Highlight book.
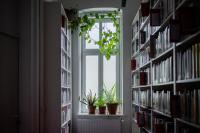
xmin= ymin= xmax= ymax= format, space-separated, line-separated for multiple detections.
xmin=170 ymin=95 xmax=180 ymax=117
xmin=144 ymin=111 xmax=151 ymax=130
xmin=179 ymin=7 xmax=197 ymax=35
xmin=195 ymin=43 xmax=198 ymax=78
xmin=192 ymin=44 xmax=196 ymax=78
xmin=153 ymin=118 xmax=165 ymax=133
xmin=141 ymin=0 xmax=150 ymax=17
xmin=165 ymin=122 xmax=174 ymax=133
xmin=178 ymin=89 xmax=200 ymax=124
xmin=140 ymin=89 xmax=151 ymax=107
xmin=137 ymin=111 xmax=145 ymax=127
xmin=131 ymin=59 xmax=136 ymax=71
xmin=140 ymin=71 xmax=147 ymax=85
xmin=140 ymin=30 xmax=146 ymax=44
xmin=198 ymin=90 xmax=200 ymax=124
xmin=150 ymin=9 xmax=161 ymax=26
xmin=170 ymin=19 xmax=181 ymax=42
xmin=199 ymin=43 xmax=200 ymax=78
xmin=153 ymin=90 xmax=171 ymax=114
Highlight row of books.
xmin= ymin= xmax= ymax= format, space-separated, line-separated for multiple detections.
xmin=142 ymin=68 xmax=151 ymax=85
xmin=176 ymin=43 xmax=200 ymax=80
xmin=144 ymin=111 xmax=151 ymax=131
xmin=141 ymin=89 xmax=151 ymax=107
xmin=132 ymin=90 xmax=139 ymax=105
xmin=178 ymin=89 xmax=200 ymax=125
xmin=141 ymin=22 xmax=151 ymax=44
xmin=132 ymin=105 xmax=139 ymax=119
xmin=153 ymin=90 xmax=171 ymax=114
xmin=132 ymin=70 xmax=151 ymax=86
xmin=136 ymin=110 xmax=152 ymax=131
xmin=154 ymin=26 xmax=173 ymax=57
xmin=139 ymin=47 xmax=150 ymax=67
xmin=131 ymin=56 xmax=140 ymax=71
xmin=61 ymin=52 xmax=71 ymax=70
xmin=131 ymin=39 xmax=139 ymax=56
xmin=140 ymin=16 xmax=148 ymax=27
xmin=136 ymin=111 xmax=145 ymax=127
xmin=131 ymin=49 xmax=150 ymax=70
xmin=151 ymin=25 xmax=160 ymax=34
xmin=61 ymin=71 xmax=71 ymax=87
xmin=132 ymin=21 xmax=139 ymax=39
xmin=62 ymin=89 xmax=71 ymax=106
xmin=153 ymin=117 xmax=174 ymax=133
xmin=132 ymin=73 xmax=140 ymax=87
xmin=162 ymin=0 xmax=174 ymax=20
xmin=61 ymin=107 xmax=71 ymax=124
xmin=152 ymin=57 xmax=173 ymax=84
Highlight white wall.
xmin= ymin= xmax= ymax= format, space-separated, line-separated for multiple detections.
xmin=62 ymin=0 xmax=140 ymax=132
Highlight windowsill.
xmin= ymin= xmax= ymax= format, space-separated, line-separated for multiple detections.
xmin=76 ymin=113 xmax=124 ymax=118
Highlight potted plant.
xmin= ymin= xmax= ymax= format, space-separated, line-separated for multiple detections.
xmin=104 ymin=84 xmax=120 ymax=115
xmin=96 ymin=95 xmax=106 ymax=114
xmin=79 ymin=90 xmax=97 ymax=114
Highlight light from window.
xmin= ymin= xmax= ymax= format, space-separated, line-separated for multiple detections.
xmin=85 ymin=55 xmax=99 ymax=95
xmin=85 ymin=23 xmax=99 ymax=49
xmin=102 ymin=22 xmax=116 ymax=33
xmin=103 ymin=56 xmax=116 ymax=89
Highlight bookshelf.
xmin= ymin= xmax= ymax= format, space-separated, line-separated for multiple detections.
xmin=61 ymin=5 xmax=72 ymax=133
xmin=131 ymin=0 xmax=200 ymax=133
xmin=44 ymin=2 xmax=72 ymax=132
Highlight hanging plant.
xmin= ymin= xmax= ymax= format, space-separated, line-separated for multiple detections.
xmin=68 ymin=9 xmax=121 ymax=60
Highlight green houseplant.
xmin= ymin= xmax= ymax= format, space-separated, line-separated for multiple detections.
xmin=104 ymin=84 xmax=120 ymax=115
xmin=69 ymin=9 xmax=120 ymax=60
xmin=79 ymin=90 xmax=97 ymax=114
xmin=96 ymin=95 xmax=106 ymax=114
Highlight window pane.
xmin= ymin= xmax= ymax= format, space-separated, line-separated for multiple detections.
xmin=102 ymin=22 xmax=116 ymax=33
xmin=103 ymin=56 xmax=116 ymax=89
xmin=85 ymin=56 xmax=98 ymax=95
xmin=85 ymin=23 xmax=99 ymax=49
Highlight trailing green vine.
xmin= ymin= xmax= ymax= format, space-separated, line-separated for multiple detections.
xmin=69 ymin=9 xmax=120 ymax=60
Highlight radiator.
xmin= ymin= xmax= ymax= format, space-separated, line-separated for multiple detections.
xmin=74 ymin=117 xmax=122 ymax=133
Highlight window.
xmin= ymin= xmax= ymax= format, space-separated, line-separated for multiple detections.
xmin=80 ymin=10 xmax=122 ymax=113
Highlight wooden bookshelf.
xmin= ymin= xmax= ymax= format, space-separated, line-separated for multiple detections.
xmin=152 ymin=109 xmax=172 ymax=118
xmin=131 ymin=0 xmax=200 ymax=133
xmin=176 ymin=118 xmax=200 ymax=130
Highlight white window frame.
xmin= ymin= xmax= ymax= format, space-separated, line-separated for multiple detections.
xmin=80 ymin=13 xmax=122 ymax=113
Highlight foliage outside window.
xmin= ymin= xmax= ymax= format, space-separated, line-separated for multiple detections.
xmin=69 ymin=9 xmax=121 ymax=60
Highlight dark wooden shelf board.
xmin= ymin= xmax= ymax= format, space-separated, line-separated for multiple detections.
xmin=152 ymin=109 xmax=172 ymax=118
xmin=176 ymin=118 xmax=200 ymax=129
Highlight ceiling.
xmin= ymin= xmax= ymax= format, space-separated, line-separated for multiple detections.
xmin=62 ymin=0 xmax=121 ymax=9
xmin=62 ymin=0 xmax=138 ymax=11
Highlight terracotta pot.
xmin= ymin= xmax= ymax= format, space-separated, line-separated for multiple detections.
xmin=88 ymin=105 xmax=96 ymax=114
xmin=98 ymin=106 xmax=106 ymax=114
xmin=107 ymin=103 xmax=118 ymax=115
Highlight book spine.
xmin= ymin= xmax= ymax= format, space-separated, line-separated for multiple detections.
xmin=195 ymin=43 xmax=198 ymax=78
xmin=198 ymin=89 xmax=200 ymax=124
xmin=199 ymin=43 xmax=200 ymax=78
xmin=192 ymin=45 xmax=195 ymax=78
